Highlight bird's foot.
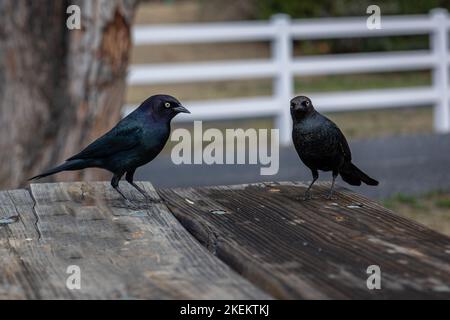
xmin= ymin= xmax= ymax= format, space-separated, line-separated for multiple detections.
xmin=130 ymin=183 xmax=159 ymax=203
xmin=325 ymin=193 xmax=338 ymax=200
xmin=136 ymin=192 xmax=160 ymax=203
xmin=121 ymin=198 xmax=140 ymax=210
xmin=300 ymin=192 xmax=316 ymax=201
xmin=112 ymin=198 xmax=138 ymax=210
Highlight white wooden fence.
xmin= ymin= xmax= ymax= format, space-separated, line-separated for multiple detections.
xmin=127 ymin=9 xmax=450 ymax=145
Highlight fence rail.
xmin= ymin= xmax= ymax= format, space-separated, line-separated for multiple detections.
xmin=126 ymin=9 xmax=450 ymax=144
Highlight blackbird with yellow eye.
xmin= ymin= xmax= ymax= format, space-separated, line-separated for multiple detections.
xmin=30 ymin=94 xmax=190 ymax=201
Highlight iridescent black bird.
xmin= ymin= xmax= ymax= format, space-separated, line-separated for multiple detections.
xmin=30 ymin=94 xmax=190 ymax=200
xmin=290 ymin=96 xmax=378 ymax=200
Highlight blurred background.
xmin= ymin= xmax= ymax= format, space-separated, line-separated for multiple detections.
xmin=0 ymin=0 xmax=449 ymax=235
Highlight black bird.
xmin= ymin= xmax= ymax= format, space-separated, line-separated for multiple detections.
xmin=30 ymin=94 xmax=190 ymax=200
xmin=290 ymin=95 xmax=378 ymax=199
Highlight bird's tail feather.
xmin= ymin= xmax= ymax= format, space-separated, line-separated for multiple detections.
xmin=340 ymin=162 xmax=378 ymax=186
xmin=29 ymin=159 xmax=90 ymax=180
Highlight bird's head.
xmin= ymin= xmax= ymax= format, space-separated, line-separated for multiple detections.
xmin=141 ymin=94 xmax=190 ymax=121
xmin=290 ymin=96 xmax=314 ymax=119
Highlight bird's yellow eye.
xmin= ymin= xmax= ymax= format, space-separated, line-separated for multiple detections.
xmin=164 ymin=102 xmax=171 ymax=108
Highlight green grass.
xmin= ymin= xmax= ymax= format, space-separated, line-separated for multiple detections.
xmin=435 ymin=199 xmax=450 ymax=209
xmin=383 ymin=191 xmax=450 ymax=236
xmin=384 ymin=193 xmax=425 ymax=210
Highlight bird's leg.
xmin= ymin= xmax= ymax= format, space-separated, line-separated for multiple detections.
xmin=130 ymin=182 xmax=148 ymax=198
xmin=304 ymin=170 xmax=319 ymax=200
xmin=326 ymin=171 xmax=338 ymax=200
xmin=125 ymin=170 xmax=152 ymax=200
xmin=111 ymin=173 xmax=134 ymax=207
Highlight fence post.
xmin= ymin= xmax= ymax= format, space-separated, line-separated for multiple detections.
xmin=431 ymin=8 xmax=449 ymax=133
xmin=271 ymin=14 xmax=293 ymax=145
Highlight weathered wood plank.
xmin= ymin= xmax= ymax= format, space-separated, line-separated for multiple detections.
xmin=0 ymin=189 xmax=41 ymax=299
xmin=0 ymin=182 xmax=269 ymax=299
xmin=158 ymin=181 xmax=450 ymax=299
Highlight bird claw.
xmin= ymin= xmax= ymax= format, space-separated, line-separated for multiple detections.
xmin=129 ymin=184 xmax=158 ymax=203
xmin=143 ymin=196 xmax=159 ymax=203
xmin=136 ymin=192 xmax=158 ymax=203
xmin=123 ymin=199 xmax=139 ymax=210
xmin=301 ymin=192 xmax=314 ymax=201
xmin=325 ymin=193 xmax=338 ymax=200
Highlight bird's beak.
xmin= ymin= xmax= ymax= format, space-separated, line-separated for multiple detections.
xmin=173 ymin=105 xmax=190 ymax=114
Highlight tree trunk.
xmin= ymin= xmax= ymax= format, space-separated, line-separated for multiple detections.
xmin=0 ymin=0 xmax=139 ymax=189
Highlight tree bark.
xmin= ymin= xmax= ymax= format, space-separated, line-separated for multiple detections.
xmin=0 ymin=0 xmax=139 ymax=189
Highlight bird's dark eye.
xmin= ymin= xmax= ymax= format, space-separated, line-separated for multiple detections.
xmin=290 ymin=102 xmax=295 ymax=108
xmin=164 ymin=102 xmax=171 ymax=108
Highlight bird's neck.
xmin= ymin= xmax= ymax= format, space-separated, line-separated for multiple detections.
xmin=149 ymin=109 xmax=174 ymax=124
xmin=292 ymin=109 xmax=317 ymax=122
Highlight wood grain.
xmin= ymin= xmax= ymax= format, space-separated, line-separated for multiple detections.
xmin=0 ymin=182 xmax=269 ymax=299
xmin=159 ymin=181 xmax=450 ymax=299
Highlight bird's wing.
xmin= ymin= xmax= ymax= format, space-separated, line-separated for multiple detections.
xmin=338 ymin=133 xmax=352 ymax=161
xmin=324 ymin=118 xmax=352 ymax=162
xmin=334 ymin=125 xmax=352 ymax=161
xmin=67 ymin=124 xmax=142 ymax=161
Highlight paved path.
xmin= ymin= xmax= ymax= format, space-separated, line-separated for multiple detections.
xmin=137 ymin=133 xmax=450 ymax=199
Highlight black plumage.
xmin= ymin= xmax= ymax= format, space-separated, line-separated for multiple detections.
xmin=290 ymin=95 xmax=378 ymax=199
xmin=30 ymin=94 xmax=190 ymax=200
